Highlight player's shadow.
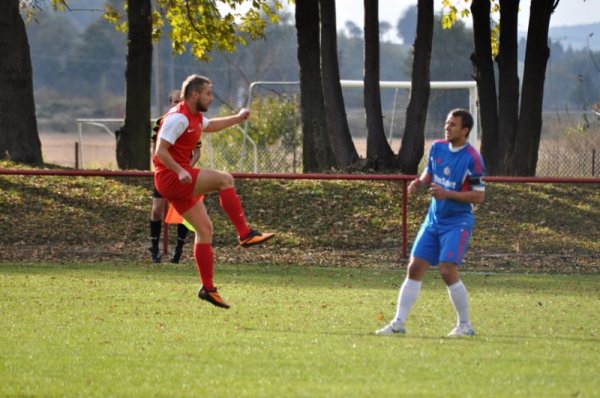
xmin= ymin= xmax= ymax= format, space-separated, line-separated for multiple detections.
xmin=236 ymin=326 xmax=600 ymax=344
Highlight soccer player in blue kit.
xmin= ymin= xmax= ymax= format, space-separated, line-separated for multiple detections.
xmin=376 ymin=108 xmax=485 ymax=337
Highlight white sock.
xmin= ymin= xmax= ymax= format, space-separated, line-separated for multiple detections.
xmin=447 ymin=280 xmax=471 ymax=326
xmin=392 ymin=278 xmax=422 ymax=327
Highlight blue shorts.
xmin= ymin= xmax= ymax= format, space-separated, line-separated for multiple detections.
xmin=410 ymin=222 xmax=472 ymax=266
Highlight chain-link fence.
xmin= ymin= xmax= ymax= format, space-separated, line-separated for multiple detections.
xmin=42 ymin=83 xmax=599 ymax=177
xmin=535 ymin=112 xmax=600 ymax=177
xmin=41 ymin=125 xmax=599 ymax=177
xmin=47 ymin=124 xmax=599 ymax=177
xmin=196 ymin=106 xmax=599 ymax=177
xmin=197 ymin=132 xmax=599 ymax=177
xmin=537 ymin=149 xmax=598 ymax=177
xmin=199 ymin=133 xmax=302 ymax=174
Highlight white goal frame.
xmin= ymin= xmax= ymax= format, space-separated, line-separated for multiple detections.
xmin=244 ymin=80 xmax=479 ymax=150
xmin=339 ymin=80 xmax=479 ymax=147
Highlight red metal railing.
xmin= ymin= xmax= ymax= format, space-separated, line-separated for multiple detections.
xmin=1 ymin=168 xmax=598 ymax=258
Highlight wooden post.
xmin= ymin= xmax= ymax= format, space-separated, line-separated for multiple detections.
xmin=75 ymin=142 xmax=80 ymax=169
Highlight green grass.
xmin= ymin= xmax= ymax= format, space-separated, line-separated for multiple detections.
xmin=2 ymin=262 xmax=599 ymax=397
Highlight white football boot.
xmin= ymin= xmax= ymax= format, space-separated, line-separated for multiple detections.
xmin=447 ymin=324 xmax=475 ymax=337
xmin=375 ymin=322 xmax=406 ymax=336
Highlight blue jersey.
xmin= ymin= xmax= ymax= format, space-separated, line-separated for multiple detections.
xmin=424 ymin=140 xmax=485 ymax=226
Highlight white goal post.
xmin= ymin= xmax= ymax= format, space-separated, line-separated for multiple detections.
xmin=244 ymin=80 xmax=479 ymax=149
xmin=339 ymin=80 xmax=479 ymax=147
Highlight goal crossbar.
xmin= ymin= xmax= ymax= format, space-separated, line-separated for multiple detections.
xmin=340 ymin=80 xmax=478 ymax=147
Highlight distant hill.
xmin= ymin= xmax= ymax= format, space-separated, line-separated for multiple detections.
xmin=520 ymin=23 xmax=600 ymax=51
xmin=549 ymin=23 xmax=600 ymax=51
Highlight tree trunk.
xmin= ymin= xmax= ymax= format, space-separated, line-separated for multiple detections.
xmin=296 ymin=0 xmax=336 ymax=172
xmin=510 ymin=0 xmax=559 ymax=176
xmin=496 ymin=0 xmax=520 ymax=174
xmin=0 ymin=0 xmax=43 ymax=165
xmin=319 ymin=0 xmax=359 ymax=167
xmin=364 ymin=0 xmax=395 ymax=170
xmin=116 ymin=0 xmax=153 ymax=170
xmin=470 ymin=0 xmax=499 ymax=174
xmin=397 ymin=0 xmax=433 ymax=174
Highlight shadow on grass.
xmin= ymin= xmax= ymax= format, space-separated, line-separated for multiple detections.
xmin=2 ymin=261 xmax=599 ymax=297
xmin=0 ymin=176 xmax=150 ymax=245
xmin=234 ymin=325 xmax=600 ymax=344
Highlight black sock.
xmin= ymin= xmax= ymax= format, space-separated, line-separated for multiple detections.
xmin=150 ymin=220 xmax=162 ymax=250
xmin=176 ymin=224 xmax=188 ymax=250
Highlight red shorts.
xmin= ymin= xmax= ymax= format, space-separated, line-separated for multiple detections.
xmin=154 ymin=166 xmax=202 ymax=215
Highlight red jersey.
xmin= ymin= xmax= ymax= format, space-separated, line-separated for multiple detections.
xmin=153 ymin=101 xmax=203 ymax=170
xmin=152 ymin=102 xmax=206 ymax=214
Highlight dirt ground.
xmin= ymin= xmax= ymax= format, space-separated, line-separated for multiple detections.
xmin=39 ymin=131 xmax=380 ymax=170
xmin=41 ymin=131 xmax=117 ymax=169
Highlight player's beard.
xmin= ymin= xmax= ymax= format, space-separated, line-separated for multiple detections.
xmin=196 ymin=98 xmax=209 ymax=113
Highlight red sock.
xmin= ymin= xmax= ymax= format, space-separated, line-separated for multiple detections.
xmin=193 ymin=243 xmax=214 ymax=290
xmin=219 ymin=187 xmax=251 ymax=238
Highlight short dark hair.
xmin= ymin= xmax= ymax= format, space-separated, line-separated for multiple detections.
xmin=181 ymin=75 xmax=211 ymax=99
xmin=449 ymin=108 xmax=474 ymax=136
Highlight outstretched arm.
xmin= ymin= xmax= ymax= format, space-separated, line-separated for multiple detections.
xmin=204 ymin=108 xmax=250 ymax=133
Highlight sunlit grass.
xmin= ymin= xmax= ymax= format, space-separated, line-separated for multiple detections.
xmin=2 ymin=262 xmax=599 ymax=397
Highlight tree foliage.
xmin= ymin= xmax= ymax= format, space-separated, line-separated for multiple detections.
xmin=245 ymin=94 xmax=299 ymax=147
xmin=442 ymin=0 xmax=500 ymax=55
xmin=194 ymin=95 xmax=299 ymax=172
xmin=100 ymin=0 xmax=285 ymax=170
xmin=104 ymin=0 xmax=283 ymax=61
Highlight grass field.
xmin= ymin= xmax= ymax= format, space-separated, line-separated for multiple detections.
xmin=2 ymin=261 xmax=599 ymax=397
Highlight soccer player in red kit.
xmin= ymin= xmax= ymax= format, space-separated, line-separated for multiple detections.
xmin=154 ymin=74 xmax=274 ymax=309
